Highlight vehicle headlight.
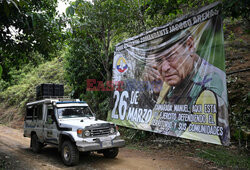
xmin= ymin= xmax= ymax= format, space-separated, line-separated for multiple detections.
xmin=110 ymin=127 xmax=115 ymax=134
xmin=84 ymin=130 xmax=91 ymax=137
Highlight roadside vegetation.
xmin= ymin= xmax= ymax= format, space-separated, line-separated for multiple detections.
xmin=196 ymin=146 xmax=250 ymax=169
xmin=0 ymin=0 xmax=249 ymax=168
xmin=0 ymin=55 xmax=72 ymax=125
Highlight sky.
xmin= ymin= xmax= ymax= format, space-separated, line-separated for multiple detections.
xmin=57 ymin=0 xmax=92 ymax=15
xmin=57 ymin=0 xmax=70 ymax=15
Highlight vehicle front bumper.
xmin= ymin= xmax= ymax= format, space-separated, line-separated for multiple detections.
xmin=76 ymin=139 xmax=125 ymax=152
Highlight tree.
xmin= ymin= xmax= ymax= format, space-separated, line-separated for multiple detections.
xmin=143 ymin=0 xmax=250 ymax=22
xmin=0 ymin=0 xmax=65 ymax=83
xmin=222 ymin=0 xmax=249 ymax=20
xmin=65 ymin=0 xmax=149 ymax=118
xmin=66 ymin=0 xmax=151 ymax=82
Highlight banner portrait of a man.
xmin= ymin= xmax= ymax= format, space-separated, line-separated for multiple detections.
xmin=108 ymin=2 xmax=230 ymax=146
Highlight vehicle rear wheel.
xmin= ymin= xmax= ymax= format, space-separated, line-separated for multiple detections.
xmin=31 ymin=134 xmax=43 ymax=153
xmin=61 ymin=140 xmax=79 ymax=166
xmin=103 ymin=148 xmax=119 ymax=158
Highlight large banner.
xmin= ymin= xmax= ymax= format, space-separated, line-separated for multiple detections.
xmin=108 ymin=2 xmax=230 ymax=145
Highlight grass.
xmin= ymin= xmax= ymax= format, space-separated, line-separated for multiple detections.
xmin=125 ymin=144 xmax=142 ymax=150
xmin=196 ymin=147 xmax=250 ymax=169
xmin=125 ymin=142 xmax=153 ymax=152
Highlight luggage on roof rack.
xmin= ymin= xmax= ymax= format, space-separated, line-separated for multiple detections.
xmin=36 ymin=83 xmax=64 ymax=99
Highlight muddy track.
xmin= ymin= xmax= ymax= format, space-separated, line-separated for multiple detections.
xmin=0 ymin=125 xmax=213 ymax=170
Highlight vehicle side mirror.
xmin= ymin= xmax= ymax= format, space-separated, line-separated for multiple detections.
xmin=93 ymin=113 xmax=97 ymax=120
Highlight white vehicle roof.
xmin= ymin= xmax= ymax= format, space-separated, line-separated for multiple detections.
xmin=56 ymin=102 xmax=88 ymax=107
xmin=26 ymin=98 xmax=87 ymax=106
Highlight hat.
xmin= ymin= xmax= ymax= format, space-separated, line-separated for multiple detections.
xmin=146 ymin=29 xmax=192 ymax=60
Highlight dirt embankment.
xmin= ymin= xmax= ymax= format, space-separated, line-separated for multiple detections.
xmin=224 ymin=19 xmax=250 ymax=141
xmin=0 ymin=125 xmax=219 ymax=170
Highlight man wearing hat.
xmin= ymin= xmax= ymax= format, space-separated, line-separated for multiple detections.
xmin=143 ymin=29 xmax=230 ymax=145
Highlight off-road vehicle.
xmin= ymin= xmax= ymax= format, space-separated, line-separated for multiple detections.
xmin=23 ymin=97 xmax=125 ymax=166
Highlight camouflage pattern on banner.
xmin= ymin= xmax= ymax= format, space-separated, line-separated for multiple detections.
xmin=108 ymin=2 xmax=230 ymax=146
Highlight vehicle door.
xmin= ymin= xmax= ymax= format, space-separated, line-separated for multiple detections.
xmin=43 ymin=104 xmax=58 ymax=144
xmin=24 ymin=105 xmax=36 ymax=136
xmin=34 ymin=104 xmax=44 ymax=142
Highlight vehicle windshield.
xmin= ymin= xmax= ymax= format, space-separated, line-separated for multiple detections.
xmin=57 ymin=106 xmax=94 ymax=119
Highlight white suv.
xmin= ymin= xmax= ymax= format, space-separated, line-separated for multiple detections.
xmin=23 ymin=98 xmax=125 ymax=166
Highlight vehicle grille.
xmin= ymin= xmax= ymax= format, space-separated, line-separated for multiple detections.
xmin=90 ymin=127 xmax=110 ymax=136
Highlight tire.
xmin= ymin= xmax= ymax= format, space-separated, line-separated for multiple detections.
xmin=103 ymin=148 xmax=119 ymax=158
xmin=61 ymin=140 xmax=79 ymax=166
xmin=31 ymin=134 xmax=43 ymax=153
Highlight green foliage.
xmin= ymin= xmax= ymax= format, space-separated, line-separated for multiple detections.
xmin=197 ymin=148 xmax=250 ymax=168
xmin=143 ymin=0 xmax=249 ymax=26
xmin=0 ymin=55 xmax=72 ymax=113
xmin=66 ymin=0 xmax=142 ymax=81
xmin=0 ymin=0 xmax=66 ymax=82
xmin=83 ymin=91 xmax=110 ymax=119
xmin=0 ymin=80 xmax=8 ymax=93
xmin=123 ymin=128 xmax=149 ymax=143
xmin=230 ymin=92 xmax=250 ymax=142
xmin=143 ymin=0 xmax=183 ymax=27
xmin=64 ymin=37 xmax=103 ymax=97
xmin=66 ymin=6 xmax=74 ymax=16
xmin=0 ymin=52 xmax=47 ymax=92
xmin=222 ymin=0 xmax=250 ymax=20
xmin=0 ymin=65 xmax=2 ymax=78
xmin=228 ymin=31 xmax=235 ymax=41
xmin=64 ymin=0 xmax=145 ymax=118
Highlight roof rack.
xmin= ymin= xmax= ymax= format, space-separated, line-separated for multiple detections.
xmin=36 ymin=96 xmax=71 ymax=100
xmin=58 ymin=98 xmax=80 ymax=102
xmin=56 ymin=101 xmax=86 ymax=104
xmin=27 ymin=97 xmax=82 ymax=106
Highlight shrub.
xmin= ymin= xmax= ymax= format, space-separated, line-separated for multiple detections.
xmin=0 ymin=55 xmax=72 ymax=115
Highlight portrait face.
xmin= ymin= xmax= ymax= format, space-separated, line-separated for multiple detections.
xmin=144 ymin=58 xmax=163 ymax=94
xmin=156 ymin=37 xmax=195 ymax=86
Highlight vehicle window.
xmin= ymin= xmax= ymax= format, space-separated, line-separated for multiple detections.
xmin=33 ymin=105 xmax=38 ymax=120
xmin=57 ymin=107 xmax=93 ymax=118
xmin=46 ymin=105 xmax=54 ymax=122
xmin=36 ymin=104 xmax=43 ymax=120
xmin=26 ymin=106 xmax=33 ymax=120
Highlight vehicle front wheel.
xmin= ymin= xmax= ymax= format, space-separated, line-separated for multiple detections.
xmin=61 ymin=140 xmax=79 ymax=166
xmin=103 ymin=148 xmax=119 ymax=158
xmin=31 ymin=134 xmax=43 ymax=153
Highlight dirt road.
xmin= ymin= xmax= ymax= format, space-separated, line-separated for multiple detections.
xmin=0 ymin=125 xmax=213 ymax=170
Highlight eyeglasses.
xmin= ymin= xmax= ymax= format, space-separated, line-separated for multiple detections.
xmin=155 ymin=51 xmax=177 ymax=65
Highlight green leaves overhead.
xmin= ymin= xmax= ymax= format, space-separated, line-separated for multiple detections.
xmin=0 ymin=65 xmax=2 ymax=78
xmin=66 ymin=0 xmax=134 ymax=82
xmin=222 ymin=0 xmax=249 ymax=19
xmin=66 ymin=6 xmax=75 ymax=16
xmin=0 ymin=0 xmax=65 ymax=82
